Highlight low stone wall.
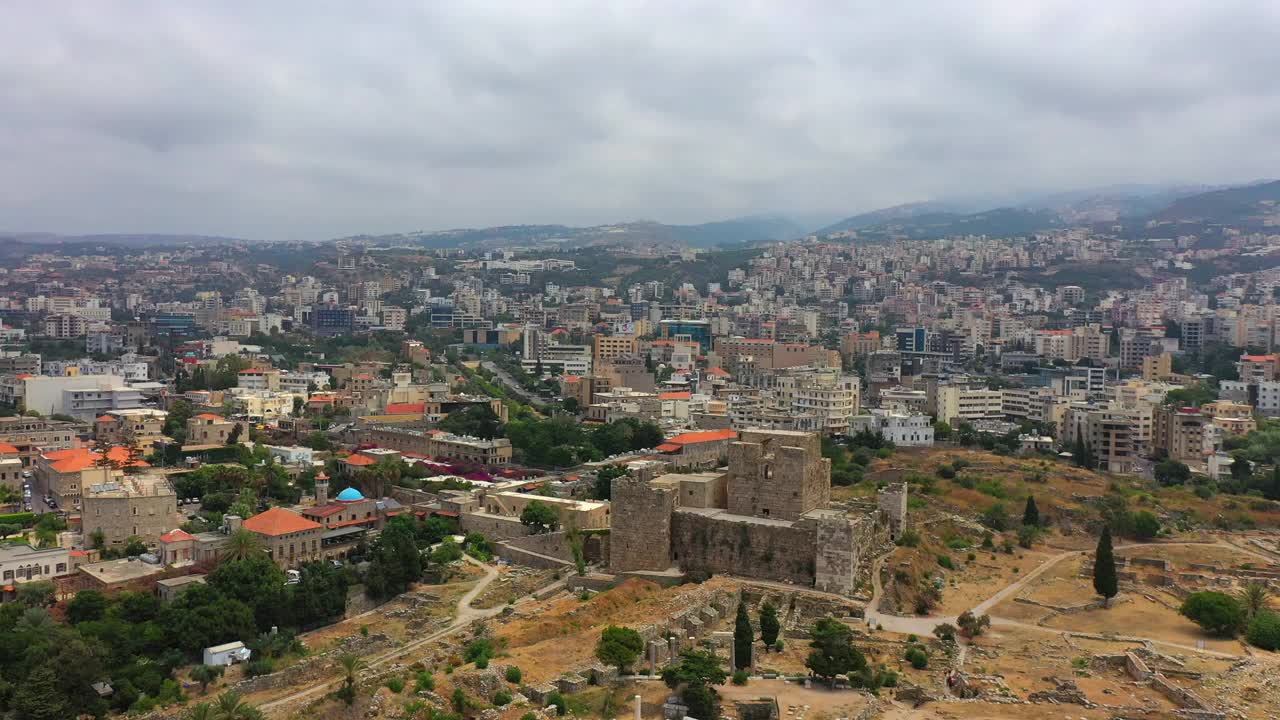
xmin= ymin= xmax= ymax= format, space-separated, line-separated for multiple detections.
xmin=1151 ymin=674 xmax=1214 ymax=712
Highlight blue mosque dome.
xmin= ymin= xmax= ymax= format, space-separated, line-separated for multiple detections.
xmin=336 ymin=487 xmax=365 ymax=502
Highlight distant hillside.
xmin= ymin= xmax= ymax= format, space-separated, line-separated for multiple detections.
xmin=0 ymin=232 xmax=250 ymax=249
xmin=1145 ymin=180 xmax=1280 ymax=228
xmin=820 ymin=206 xmax=1063 ymax=240
xmin=345 ymin=215 xmax=803 ymax=251
xmin=817 ymin=201 xmax=956 ymax=236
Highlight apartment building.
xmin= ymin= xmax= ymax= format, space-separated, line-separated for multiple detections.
xmin=0 ymin=544 xmax=71 ymax=586
xmin=94 ymin=408 xmax=169 ymax=451
xmin=81 ymin=474 xmax=179 ymax=548
xmin=186 ymin=414 xmax=245 ymax=446
xmin=935 ymin=385 xmax=1004 ymax=425
xmin=1000 ymin=386 xmax=1061 ymax=423
xmin=775 ymin=370 xmax=861 ymax=435
xmin=592 ymin=335 xmax=639 ymax=362
xmin=0 ymin=415 xmax=86 ymax=467
xmin=1153 ymin=406 xmax=1209 ymax=465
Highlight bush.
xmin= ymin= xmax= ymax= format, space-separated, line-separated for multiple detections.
xmin=414 ymin=670 xmax=435 ymax=693
xmin=475 ymin=656 xmax=489 ymax=669
xmin=493 ymin=689 xmax=513 ymax=706
xmin=936 ymin=466 xmax=955 ymax=479
xmin=896 ymin=529 xmax=921 ymax=547
xmin=732 ymin=669 xmax=749 ymax=685
xmin=385 ymin=676 xmax=405 ymax=694
xmin=905 ymin=647 xmax=928 ymax=669
xmin=1246 ymin=611 xmax=1280 ymax=651
xmin=945 ymin=537 xmax=969 ymax=550
xmin=932 ymin=623 xmax=957 ymax=643
xmin=505 ymin=665 xmax=522 ymax=684
xmin=1130 ymin=511 xmax=1161 ymax=540
xmin=1180 ymin=592 xmax=1246 ymax=636
xmin=245 ymin=658 xmax=275 ymax=677
xmin=1016 ymin=524 xmax=1042 ymax=549
xmin=936 ymin=555 xmax=954 ymax=570
xmin=880 ymin=670 xmax=898 ymax=687
xmin=547 ymin=691 xmax=567 ymax=716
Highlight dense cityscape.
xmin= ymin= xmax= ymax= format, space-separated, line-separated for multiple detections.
xmin=5 ymin=2 xmax=1280 ymax=719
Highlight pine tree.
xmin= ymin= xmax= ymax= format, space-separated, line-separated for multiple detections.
xmin=1022 ymin=496 xmax=1040 ymax=527
xmin=1093 ymin=526 xmax=1118 ymax=602
xmin=733 ymin=601 xmax=753 ymax=670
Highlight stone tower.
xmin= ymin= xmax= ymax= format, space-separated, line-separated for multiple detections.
xmin=609 ymin=474 xmax=676 ymax=572
xmin=315 ymin=472 xmax=330 ymax=506
xmin=726 ymin=429 xmax=831 ymax=521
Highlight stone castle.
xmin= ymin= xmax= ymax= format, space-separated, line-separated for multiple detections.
xmin=609 ymin=429 xmax=907 ymax=596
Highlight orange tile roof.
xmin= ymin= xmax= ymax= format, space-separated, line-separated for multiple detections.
xmin=194 ymin=413 xmax=224 ymax=420
xmin=96 ymin=415 xmax=115 ymax=422
xmin=1241 ymin=354 xmax=1279 ymax=362
xmin=658 ymin=391 xmax=691 ymax=400
xmin=655 ymin=443 xmax=681 ymax=452
xmin=242 ymin=507 xmax=322 ymax=536
xmin=44 ymin=446 xmax=147 ymax=473
xmin=384 ymin=403 xmax=425 ymax=415
xmin=667 ymin=429 xmax=738 ymax=445
xmin=159 ymin=529 xmax=195 ymax=543
xmin=342 ymin=454 xmax=376 ymax=466
xmin=0 ymin=443 xmax=19 ymax=455
xmin=705 ymin=367 xmax=730 ymax=376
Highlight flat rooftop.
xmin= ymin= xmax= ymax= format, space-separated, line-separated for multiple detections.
xmin=673 ymin=506 xmax=796 ymax=528
xmin=79 ymin=558 xmax=165 ymax=584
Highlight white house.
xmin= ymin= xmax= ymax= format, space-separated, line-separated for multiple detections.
xmin=203 ymin=641 xmax=252 ymax=666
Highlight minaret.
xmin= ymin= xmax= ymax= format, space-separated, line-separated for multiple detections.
xmin=315 ymin=472 xmax=330 ymax=505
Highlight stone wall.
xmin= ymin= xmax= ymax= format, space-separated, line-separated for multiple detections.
xmin=670 ymin=509 xmax=816 ymax=585
xmin=460 ymin=512 xmax=532 ymax=541
xmin=609 ymin=476 xmax=676 ymax=572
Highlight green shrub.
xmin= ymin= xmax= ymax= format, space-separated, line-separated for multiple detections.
xmin=493 ymin=689 xmax=513 ymax=706
xmin=547 ymin=691 xmax=567 ymax=716
xmin=1246 ymin=611 xmax=1280 ymax=651
xmin=905 ymin=647 xmax=928 ymax=669
xmin=945 ymin=537 xmax=970 ymax=550
xmin=936 ymin=466 xmax=956 ymax=479
xmin=1180 ymin=592 xmax=1246 ymax=636
xmin=414 ymin=670 xmax=435 ymax=693
xmin=881 ymin=669 xmax=898 ymax=687
xmin=732 ymin=670 xmax=749 ymax=685
xmin=245 ymin=658 xmax=275 ymax=677
xmin=936 ymin=555 xmax=955 ymax=570
xmin=896 ymin=529 xmax=921 ymax=547
xmin=505 ymin=665 xmax=522 ymax=684
xmin=385 ymin=676 xmax=405 ymax=694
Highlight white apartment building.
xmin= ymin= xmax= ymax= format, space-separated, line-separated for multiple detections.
xmin=776 ymin=370 xmax=861 ymax=435
xmin=867 ymin=410 xmax=934 ymax=447
xmin=936 ymin=385 xmax=1004 ymax=425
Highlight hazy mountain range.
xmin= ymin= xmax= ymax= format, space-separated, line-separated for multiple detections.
xmin=4 ymin=180 xmax=1278 ymax=254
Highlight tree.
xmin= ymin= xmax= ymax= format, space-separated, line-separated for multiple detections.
xmin=1072 ymin=437 xmax=1095 ymax=469
xmin=190 ymin=664 xmax=225 ymax=694
xmin=661 ymin=649 xmax=726 ymax=720
xmin=66 ymin=589 xmax=108 ymax=624
xmin=956 ymin=610 xmax=991 ymax=638
xmin=208 ymin=554 xmax=288 ymax=632
xmin=933 ymin=421 xmax=952 ymax=441
xmin=226 ymin=423 xmax=242 ymax=446
xmin=364 ymin=516 xmax=424 ymax=599
xmin=1022 ymin=496 xmax=1039 ymax=527
xmin=1231 ymin=456 xmax=1252 ymax=481
xmin=594 ymin=465 xmax=627 ymax=501
xmin=124 ymin=535 xmax=148 ymax=557
xmin=1092 ymin=526 xmax=1118 ymax=602
xmin=12 ymin=663 xmax=71 ymax=720
xmin=804 ymin=618 xmax=866 ymax=686
xmin=221 ymin=528 xmax=265 ymax=562
xmin=595 ymin=625 xmax=644 ymax=673
xmin=1240 ymin=582 xmax=1272 ymax=620
xmin=980 ymin=502 xmax=1010 ymax=532
xmin=519 ymin=500 xmax=559 ymax=534
xmin=1154 ymin=459 xmax=1192 ymax=486
xmin=733 ymin=601 xmax=753 ymax=670
xmin=759 ymin=602 xmax=780 ymax=649
xmin=1180 ymin=591 xmax=1246 ymax=636
xmin=184 ymin=702 xmax=217 ymax=720
xmin=338 ymin=653 xmax=366 ymax=706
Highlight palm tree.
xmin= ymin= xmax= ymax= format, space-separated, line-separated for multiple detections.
xmin=183 ymin=702 xmax=216 ymax=720
xmin=221 ymin=528 xmax=264 ymax=562
xmin=1241 ymin=581 xmax=1272 ymax=619
xmin=213 ymin=691 xmax=264 ymax=720
xmin=337 ymin=652 xmax=366 ymax=706
xmin=14 ymin=608 xmax=53 ymax=634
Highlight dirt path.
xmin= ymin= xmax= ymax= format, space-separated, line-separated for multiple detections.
xmin=259 ymin=555 xmax=513 ymax=716
xmin=863 ymin=540 xmax=1242 ymax=658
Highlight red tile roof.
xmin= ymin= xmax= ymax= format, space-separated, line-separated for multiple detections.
xmin=302 ymin=504 xmax=345 ymax=518
xmin=705 ymin=367 xmax=730 ymax=376
xmin=342 ymin=454 xmax=376 ymax=466
xmin=159 ymin=529 xmax=195 ymax=543
xmin=658 ymin=391 xmax=691 ymax=400
xmin=194 ymin=413 xmax=224 ymax=420
xmin=0 ymin=443 xmax=19 ymax=455
xmin=655 ymin=443 xmax=681 ymax=453
xmin=242 ymin=507 xmax=322 ymax=536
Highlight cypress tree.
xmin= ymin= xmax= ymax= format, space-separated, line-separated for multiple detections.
xmin=1022 ymin=496 xmax=1040 ymax=527
xmin=733 ymin=601 xmax=753 ymax=670
xmin=759 ymin=601 xmax=781 ymax=650
xmin=1093 ymin=526 xmax=1118 ymax=602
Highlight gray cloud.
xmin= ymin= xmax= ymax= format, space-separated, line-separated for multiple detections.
xmin=2 ymin=0 xmax=1279 ymax=240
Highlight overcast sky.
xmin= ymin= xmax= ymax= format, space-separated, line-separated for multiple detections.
xmin=3 ymin=1 xmax=1279 ymax=240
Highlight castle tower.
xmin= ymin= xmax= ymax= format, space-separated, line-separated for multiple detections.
xmin=315 ymin=472 xmax=330 ymax=506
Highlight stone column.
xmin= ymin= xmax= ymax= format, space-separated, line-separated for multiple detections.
xmin=634 ymin=694 xmax=642 ymax=720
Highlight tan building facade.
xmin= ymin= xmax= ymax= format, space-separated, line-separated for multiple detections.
xmin=81 ymin=474 xmax=179 ymax=548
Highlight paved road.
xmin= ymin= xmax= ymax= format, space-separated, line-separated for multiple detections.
xmin=260 ymin=555 xmax=509 ymax=716
xmin=479 ymin=361 xmax=545 ymax=407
